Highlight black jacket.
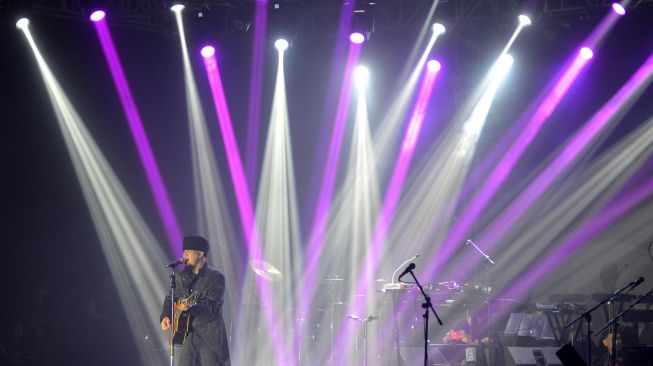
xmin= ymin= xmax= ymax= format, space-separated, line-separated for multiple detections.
xmin=161 ymin=266 xmax=230 ymax=363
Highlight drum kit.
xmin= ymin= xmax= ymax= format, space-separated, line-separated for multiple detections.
xmin=248 ymin=259 xmax=510 ymax=365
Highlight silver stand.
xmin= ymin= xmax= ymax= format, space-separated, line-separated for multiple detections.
xmin=168 ymin=267 xmax=177 ymax=366
xmin=347 ymin=315 xmax=378 ymax=366
xmin=165 ymin=260 xmax=185 ymax=366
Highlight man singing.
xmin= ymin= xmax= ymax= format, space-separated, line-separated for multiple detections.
xmin=160 ymin=236 xmax=230 ymax=365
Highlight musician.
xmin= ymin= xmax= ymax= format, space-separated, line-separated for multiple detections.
xmin=598 ymin=332 xmax=628 ymax=366
xmin=160 ymin=236 xmax=230 ymax=366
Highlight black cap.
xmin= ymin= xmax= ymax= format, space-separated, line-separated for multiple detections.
xmin=183 ymin=236 xmax=209 ymax=254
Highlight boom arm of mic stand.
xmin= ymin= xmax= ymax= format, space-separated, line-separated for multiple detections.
xmin=466 ymin=240 xmax=495 ymax=265
xmin=564 ymin=279 xmax=639 ymax=330
xmin=595 ymin=287 xmax=653 ymax=336
xmin=563 ymin=279 xmax=638 ymax=366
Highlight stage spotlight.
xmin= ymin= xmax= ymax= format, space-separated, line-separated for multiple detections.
xmin=612 ymin=3 xmax=626 ymax=15
xmin=170 ymin=3 xmax=185 ymax=12
xmin=432 ymin=23 xmax=446 ymax=35
xmin=518 ymin=15 xmax=532 ymax=26
xmin=274 ymin=38 xmax=289 ymax=51
xmin=201 ymin=45 xmax=215 ymax=58
xmin=351 ymin=4 xmax=374 ymax=42
xmin=580 ymin=47 xmax=594 ymax=60
xmin=89 ymin=10 xmax=106 ymax=22
xmin=16 ymin=17 xmax=29 ymax=29
xmin=499 ymin=54 xmax=514 ymax=70
xmin=354 ymin=66 xmax=370 ymax=86
xmin=427 ymin=59 xmax=441 ymax=73
xmin=349 ymin=32 xmax=366 ymax=44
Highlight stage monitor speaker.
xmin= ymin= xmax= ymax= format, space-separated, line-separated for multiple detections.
xmin=555 ymin=343 xmax=587 ymax=366
xmin=505 ymin=346 xmax=562 ymax=366
xmin=397 ymin=344 xmax=469 ymax=366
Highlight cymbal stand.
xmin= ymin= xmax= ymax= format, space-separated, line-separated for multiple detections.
xmin=324 ymin=279 xmax=340 ymax=366
xmin=347 ymin=315 xmax=378 ymax=366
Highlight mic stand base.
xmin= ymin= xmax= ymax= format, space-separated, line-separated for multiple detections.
xmin=407 ymin=270 xmax=443 ymax=366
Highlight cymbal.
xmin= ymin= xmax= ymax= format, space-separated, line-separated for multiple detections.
xmin=347 ymin=314 xmax=379 ymax=323
xmin=322 ymin=276 xmax=344 ymax=282
xmin=250 ymin=260 xmax=283 ymax=282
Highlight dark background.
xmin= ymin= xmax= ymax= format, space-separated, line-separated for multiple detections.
xmin=1 ymin=1 xmax=653 ymax=364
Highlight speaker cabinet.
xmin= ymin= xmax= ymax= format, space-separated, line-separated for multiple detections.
xmin=505 ymin=346 xmax=563 ymax=366
xmin=555 ymin=343 xmax=587 ymax=366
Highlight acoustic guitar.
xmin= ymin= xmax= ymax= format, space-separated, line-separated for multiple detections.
xmin=170 ymin=292 xmax=199 ymax=346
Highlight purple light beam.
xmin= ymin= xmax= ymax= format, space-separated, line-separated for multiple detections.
xmin=303 ymin=0 xmax=356 ymax=232
xmin=477 ymin=51 xmax=653 ymax=258
xmin=334 ymin=61 xmax=441 ymax=357
xmin=492 ymin=173 xmax=653 ymax=318
xmin=202 ymin=50 xmax=290 ymax=366
xmin=428 ymin=47 xmax=593 ymax=283
xmin=245 ymin=0 xmax=269 ymax=191
xmin=457 ymin=0 xmax=628 ymax=224
xmin=92 ymin=16 xmax=182 ymax=254
xmin=429 ymin=52 xmax=653 ymax=336
xmin=297 ymin=40 xmax=363 ymax=340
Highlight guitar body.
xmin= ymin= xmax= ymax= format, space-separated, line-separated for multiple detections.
xmin=170 ymin=293 xmax=199 ymax=346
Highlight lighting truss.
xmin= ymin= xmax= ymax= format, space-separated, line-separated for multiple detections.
xmin=11 ymin=0 xmax=653 ymax=35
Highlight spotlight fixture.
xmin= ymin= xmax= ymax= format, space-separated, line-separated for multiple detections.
xmin=612 ymin=3 xmax=626 ymax=15
xmin=518 ymin=15 xmax=532 ymax=26
xmin=201 ymin=45 xmax=215 ymax=58
xmin=349 ymin=32 xmax=366 ymax=44
xmin=354 ymin=65 xmax=370 ymax=86
xmin=499 ymin=54 xmax=514 ymax=68
xmin=268 ymin=1 xmax=296 ymax=50
xmin=432 ymin=23 xmax=446 ymax=35
xmin=274 ymin=38 xmax=289 ymax=51
xmin=427 ymin=60 xmax=441 ymax=73
xmin=89 ymin=10 xmax=106 ymax=22
xmin=580 ymin=47 xmax=594 ymax=60
xmin=351 ymin=4 xmax=374 ymax=42
xmin=170 ymin=3 xmax=185 ymax=12
xmin=16 ymin=17 xmax=30 ymax=29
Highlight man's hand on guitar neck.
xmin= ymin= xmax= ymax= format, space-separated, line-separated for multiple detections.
xmin=161 ymin=317 xmax=171 ymax=330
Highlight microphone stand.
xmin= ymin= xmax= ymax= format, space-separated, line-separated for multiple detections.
xmin=168 ymin=266 xmax=176 ymax=366
xmin=595 ymin=287 xmax=653 ymax=366
xmin=165 ymin=261 xmax=184 ymax=366
xmin=404 ymin=267 xmax=443 ymax=366
xmin=564 ymin=280 xmax=637 ymax=366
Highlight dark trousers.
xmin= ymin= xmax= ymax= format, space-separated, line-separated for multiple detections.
xmin=178 ymin=331 xmax=227 ymax=366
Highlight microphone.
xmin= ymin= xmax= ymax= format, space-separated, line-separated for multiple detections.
xmin=398 ymin=263 xmax=416 ymax=281
xmin=391 ymin=254 xmax=420 ymax=284
xmin=166 ymin=258 xmax=186 ymax=267
xmin=631 ymin=276 xmax=645 ymax=290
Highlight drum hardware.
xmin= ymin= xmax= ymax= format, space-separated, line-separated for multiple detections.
xmin=347 ymin=315 xmax=379 ymax=366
